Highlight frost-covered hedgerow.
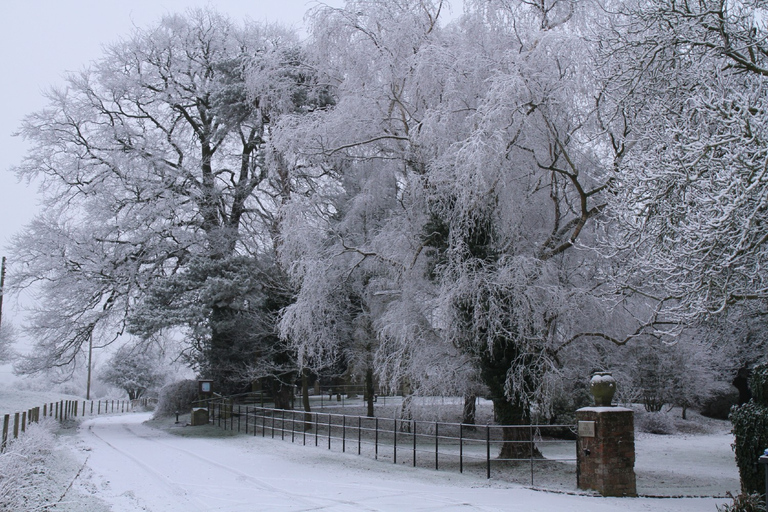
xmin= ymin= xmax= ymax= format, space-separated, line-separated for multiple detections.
xmin=0 ymin=418 xmax=57 ymax=510
xmin=154 ymin=379 xmax=200 ymax=417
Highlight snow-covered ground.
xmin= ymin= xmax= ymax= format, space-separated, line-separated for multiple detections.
xmin=0 ymin=388 xmax=88 ymax=418
xmin=42 ymin=412 xmax=739 ymax=511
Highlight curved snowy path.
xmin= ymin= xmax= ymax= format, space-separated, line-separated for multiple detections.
xmin=73 ymin=413 xmax=724 ymax=511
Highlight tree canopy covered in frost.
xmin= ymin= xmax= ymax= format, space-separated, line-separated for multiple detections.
xmin=9 ymin=10 xmax=316 ymax=391
xmin=6 ymin=0 xmax=766 ymax=447
xmin=275 ymin=0 xmax=657 ymax=455
xmin=605 ymin=0 xmax=768 ymax=323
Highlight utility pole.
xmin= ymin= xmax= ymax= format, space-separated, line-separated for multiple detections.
xmin=86 ymin=331 xmax=93 ymax=400
xmin=0 ymin=256 xmax=6 ymax=330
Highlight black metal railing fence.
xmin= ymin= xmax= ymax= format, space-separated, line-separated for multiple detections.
xmin=203 ymin=397 xmax=576 ymax=488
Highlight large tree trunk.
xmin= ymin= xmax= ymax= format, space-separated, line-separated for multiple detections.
xmin=477 ymin=335 xmax=543 ymax=460
xmin=493 ymin=397 xmax=542 ymax=459
xmin=463 ymin=394 xmax=477 ymax=425
xmin=207 ymin=305 xmax=247 ymax=396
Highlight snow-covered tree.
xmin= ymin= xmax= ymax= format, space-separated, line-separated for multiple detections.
xmin=99 ymin=343 xmax=167 ymax=400
xmin=0 ymin=322 xmax=16 ymax=364
xmin=604 ymin=0 xmax=768 ymax=325
xmin=10 ymin=9 xmax=313 ymax=386
xmin=277 ymin=0 xmax=640 ymax=457
xmin=130 ymin=254 xmax=296 ymax=400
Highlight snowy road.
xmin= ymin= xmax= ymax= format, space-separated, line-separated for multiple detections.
xmin=71 ymin=413 xmax=727 ymax=511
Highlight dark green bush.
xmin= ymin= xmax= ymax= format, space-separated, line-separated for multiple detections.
xmin=730 ymin=362 xmax=768 ymax=495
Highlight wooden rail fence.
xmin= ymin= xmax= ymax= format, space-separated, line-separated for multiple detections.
xmin=0 ymin=397 xmax=157 ymax=452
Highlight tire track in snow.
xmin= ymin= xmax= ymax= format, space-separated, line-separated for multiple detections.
xmin=84 ymin=423 xmax=210 ymax=512
xmin=118 ymin=421 xmax=381 ymax=511
xmin=119 ymin=421 xmax=507 ymax=511
xmin=85 ymin=416 xmax=376 ymax=511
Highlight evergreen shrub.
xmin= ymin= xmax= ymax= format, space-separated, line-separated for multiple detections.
xmin=730 ymin=363 xmax=768 ymax=495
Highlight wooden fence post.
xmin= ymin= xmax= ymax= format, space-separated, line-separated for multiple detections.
xmin=2 ymin=414 xmax=9 ymax=450
xmin=21 ymin=411 xmax=26 ymax=433
xmin=13 ymin=412 xmax=19 ymax=438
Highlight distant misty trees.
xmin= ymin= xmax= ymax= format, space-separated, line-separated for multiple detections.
xmin=6 ymin=0 xmax=767 ymax=459
xmin=100 ymin=344 xmax=166 ymax=400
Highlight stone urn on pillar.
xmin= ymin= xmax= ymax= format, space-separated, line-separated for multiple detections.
xmin=590 ymin=371 xmax=616 ymax=407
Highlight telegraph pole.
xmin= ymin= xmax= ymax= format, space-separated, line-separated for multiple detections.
xmin=0 ymin=256 xmax=6 ymax=330
xmin=86 ymin=331 xmax=93 ymax=400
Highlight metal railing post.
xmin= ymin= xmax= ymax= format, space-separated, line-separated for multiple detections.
xmin=460 ymin=423 xmax=463 ymax=473
xmin=529 ymin=424 xmax=534 ymax=486
xmin=393 ymin=418 xmax=397 ymax=464
xmin=435 ymin=422 xmax=439 ymax=470
xmin=486 ymin=425 xmax=491 ymax=479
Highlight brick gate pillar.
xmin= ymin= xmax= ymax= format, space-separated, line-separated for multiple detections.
xmin=576 ymin=407 xmax=637 ymax=497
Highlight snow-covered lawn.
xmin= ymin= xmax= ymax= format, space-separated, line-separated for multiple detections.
xmin=0 ymin=388 xmax=87 ymax=418
xmin=38 ymin=412 xmax=740 ymax=511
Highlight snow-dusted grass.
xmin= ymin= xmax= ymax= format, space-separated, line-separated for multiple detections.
xmin=0 ymin=418 xmax=57 ymax=510
xmin=0 ymin=417 xmax=110 ymax=511
xmin=0 ymin=388 xmax=132 ymax=511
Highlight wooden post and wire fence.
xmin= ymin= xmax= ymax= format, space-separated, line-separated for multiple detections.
xmin=0 ymin=397 xmax=157 ymax=452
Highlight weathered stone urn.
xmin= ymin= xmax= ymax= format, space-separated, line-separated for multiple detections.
xmin=590 ymin=371 xmax=617 ymax=407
